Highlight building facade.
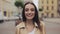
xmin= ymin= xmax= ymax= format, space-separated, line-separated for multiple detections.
xmin=1 ymin=0 xmax=18 ymax=17
xmin=1 ymin=0 xmax=58 ymax=18
xmin=39 ymin=0 xmax=58 ymax=18
xmin=57 ymin=0 xmax=60 ymax=17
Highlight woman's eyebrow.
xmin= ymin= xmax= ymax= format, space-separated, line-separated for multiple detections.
xmin=25 ymin=8 xmax=29 ymax=9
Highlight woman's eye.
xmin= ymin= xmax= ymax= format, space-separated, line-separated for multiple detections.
xmin=25 ymin=9 xmax=29 ymax=11
xmin=31 ymin=8 xmax=35 ymax=11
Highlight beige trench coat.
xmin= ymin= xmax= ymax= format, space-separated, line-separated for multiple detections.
xmin=16 ymin=21 xmax=46 ymax=34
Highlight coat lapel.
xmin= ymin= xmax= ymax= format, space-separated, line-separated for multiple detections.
xmin=19 ymin=22 xmax=41 ymax=34
xmin=34 ymin=27 xmax=41 ymax=34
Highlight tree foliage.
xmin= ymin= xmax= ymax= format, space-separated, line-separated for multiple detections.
xmin=39 ymin=8 xmax=43 ymax=11
xmin=15 ymin=1 xmax=24 ymax=8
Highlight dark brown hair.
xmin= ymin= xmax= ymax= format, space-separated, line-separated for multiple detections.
xmin=22 ymin=2 xmax=42 ymax=31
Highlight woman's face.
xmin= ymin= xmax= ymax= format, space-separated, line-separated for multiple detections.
xmin=25 ymin=4 xmax=35 ymax=20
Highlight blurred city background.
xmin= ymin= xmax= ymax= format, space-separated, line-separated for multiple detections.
xmin=0 ymin=0 xmax=60 ymax=34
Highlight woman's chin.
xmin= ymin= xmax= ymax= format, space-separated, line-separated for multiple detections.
xmin=26 ymin=17 xmax=33 ymax=20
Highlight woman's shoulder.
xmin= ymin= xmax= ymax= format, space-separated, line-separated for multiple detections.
xmin=40 ymin=21 xmax=45 ymax=27
xmin=16 ymin=22 xmax=25 ymax=28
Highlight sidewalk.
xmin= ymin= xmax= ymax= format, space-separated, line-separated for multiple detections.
xmin=43 ymin=18 xmax=60 ymax=24
xmin=0 ymin=21 xmax=16 ymax=34
xmin=43 ymin=18 xmax=60 ymax=34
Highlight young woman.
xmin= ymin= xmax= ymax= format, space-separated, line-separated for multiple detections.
xmin=16 ymin=2 xmax=46 ymax=34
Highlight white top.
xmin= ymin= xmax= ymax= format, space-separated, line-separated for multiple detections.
xmin=28 ymin=28 xmax=35 ymax=34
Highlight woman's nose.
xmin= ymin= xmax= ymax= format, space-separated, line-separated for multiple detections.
xmin=28 ymin=10 xmax=31 ymax=13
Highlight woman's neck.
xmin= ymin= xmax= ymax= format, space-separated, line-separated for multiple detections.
xmin=25 ymin=19 xmax=34 ymax=25
xmin=25 ymin=19 xmax=35 ymax=32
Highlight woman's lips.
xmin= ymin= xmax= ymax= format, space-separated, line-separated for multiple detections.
xmin=26 ymin=14 xmax=33 ymax=17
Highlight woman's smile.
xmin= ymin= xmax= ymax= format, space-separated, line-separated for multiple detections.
xmin=26 ymin=13 xmax=33 ymax=17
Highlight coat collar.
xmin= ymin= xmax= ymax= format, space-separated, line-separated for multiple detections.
xmin=16 ymin=22 xmax=41 ymax=34
xmin=17 ymin=22 xmax=38 ymax=28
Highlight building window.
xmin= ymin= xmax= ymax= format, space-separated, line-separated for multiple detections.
xmin=47 ymin=6 xmax=49 ymax=10
xmin=41 ymin=13 xmax=44 ymax=17
xmin=42 ymin=6 xmax=44 ymax=10
xmin=46 ymin=12 xmax=49 ymax=17
xmin=51 ymin=13 xmax=54 ymax=18
xmin=4 ymin=11 xmax=7 ymax=16
xmin=47 ymin=0 xmax=49 ymax=4
xmin=59 ymin=4 xmax=60 ymax=6
xmin=52 ymin=6 xmax=54 ymax=10
xmin=42 ymin=0 xmax=43 ymax=4
xmin=58 ymin=0 xmax=60 ymax=1
xmin=52 ymin=0 xmax=54 ymax=4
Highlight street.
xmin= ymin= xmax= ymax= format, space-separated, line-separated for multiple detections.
xmin=0 ymin=21 xmax=16 ymax=34
xmin=0 ymin=18 xmax=60 ymax=34
xmin=43 ymin=18 xmax=60 ymax=34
